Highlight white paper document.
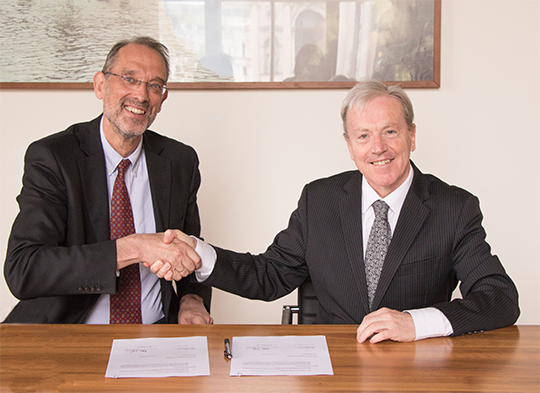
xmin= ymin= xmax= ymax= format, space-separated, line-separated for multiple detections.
xmin=105 ymin=336 xmax=210 ymax=378
xmin=229 ymin=335 xmax=333 ymax=376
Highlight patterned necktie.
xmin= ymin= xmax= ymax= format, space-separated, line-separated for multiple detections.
xmin=364 ymin=200 xmax=392 ymax=310
xmin=109 ymin=159 xmax=142 ymax=324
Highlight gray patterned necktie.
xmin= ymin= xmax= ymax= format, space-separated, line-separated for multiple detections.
xmin=364 ymin=200 xmax=391 ymax=309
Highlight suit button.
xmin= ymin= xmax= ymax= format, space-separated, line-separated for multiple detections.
xmin=95 ymin=285 xmax=103 ymax=292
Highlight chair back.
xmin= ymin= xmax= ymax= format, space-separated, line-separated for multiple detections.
xmin=281 ymin=277 xmax=320 ymax=324
xmin=297 ymin=277 xmax=319 ymax=324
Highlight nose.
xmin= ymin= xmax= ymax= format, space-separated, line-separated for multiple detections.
xmin=132 ymin=80 xmax=150 ymax=101
xmin=371 ymin=133 xmax=387 ymax=154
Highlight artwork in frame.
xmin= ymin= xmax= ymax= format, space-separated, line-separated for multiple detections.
xmin=0 ymin=0 xmax=440 ymax=90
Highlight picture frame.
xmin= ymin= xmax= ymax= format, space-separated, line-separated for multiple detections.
xmin=0 ymin=0 xmax=440 ymax=90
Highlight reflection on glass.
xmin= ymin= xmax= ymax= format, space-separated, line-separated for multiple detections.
xmin=0 ymin=0 xmax=435 ymax=84
xmin=163 ymin=0 xmax=435 ymax=83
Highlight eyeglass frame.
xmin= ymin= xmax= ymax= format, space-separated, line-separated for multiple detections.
xmin=102 ymin=71 xmax=169 ymax=95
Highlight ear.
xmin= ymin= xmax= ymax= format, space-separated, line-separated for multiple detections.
xmin=409 ymin=124 xmax=417 ymax=152
xmin=93 ymin=72 xmax=106 ymax=100
xmin=156 ymin=89 xmax=169 ymax=113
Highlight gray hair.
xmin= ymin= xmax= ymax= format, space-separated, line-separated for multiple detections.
xmin=102 ymin=36 xmax=170 ymax=81
xmin=341 ymin=80 xmax=414 ymax=138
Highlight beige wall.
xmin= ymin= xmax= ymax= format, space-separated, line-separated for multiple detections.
xmin=1 ymin=0 xmax=539 ymax=325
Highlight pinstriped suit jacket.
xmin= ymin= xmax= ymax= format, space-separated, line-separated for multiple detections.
xmin=206 ymin=162 xmax=519 ymax=336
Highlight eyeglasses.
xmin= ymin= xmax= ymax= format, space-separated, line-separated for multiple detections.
xmin=103 ymin=72 xmax=169 ymax=95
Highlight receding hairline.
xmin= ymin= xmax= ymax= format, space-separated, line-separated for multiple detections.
xmin=102 ymin=36 xmax=170 ymax=82
xmin=111 ymin=44 xmax=168 ymax=83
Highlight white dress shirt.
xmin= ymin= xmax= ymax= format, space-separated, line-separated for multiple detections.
xmin=84 ymin=121 xmax=164 ymax=324
xmin=194 ymin=165 xmax=453 ymax=340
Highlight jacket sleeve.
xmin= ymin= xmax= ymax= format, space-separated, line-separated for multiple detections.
xmin=4 ymin=139 xmax=118 ymax=301
xmin=433 ymin=194 xmax=520 ymax=335
xmin=204 ymin=185 xmax=310 ymax=301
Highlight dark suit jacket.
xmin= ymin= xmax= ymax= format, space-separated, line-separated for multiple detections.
xmin=205 ymin=163 xmax=519 ymax=336
xmin=3 ymin=115 xmax=211 ymax=323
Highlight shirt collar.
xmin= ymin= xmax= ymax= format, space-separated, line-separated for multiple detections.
xmin=100 ymin=118 xmax=144 ymax=178
xmin=362 ymin=164 xmax=414 ymax=215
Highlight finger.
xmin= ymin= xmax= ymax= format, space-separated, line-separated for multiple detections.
xmin=165 ymin=229 xmax=196 ymax=248
xmin=369 ymin=329 xmax=389 ymax=344
xmin=357 ymin=313 xmax=384 ymax=343
xmin=163 ymin=270 xmax=174 ymax=281
xmin=171 ymin=264 xmax=188 ymax=280
xmin=163 ymin=229 xmax=175 ymax=244
xmin=173 ymin=250 xmax=200 ymax=273
xmin=357 ymin=315 xmax=373 ymax=342
xmin=149 ymin=260 xmax=164 ymax=274
xmin=180 ymin=314 xmax=210 ymax=325
xmin=189 ymin=315 xmax=206 ymax=324
xmin=155 ymin=262 xmax=173 ymax=279
xmin=357 ymin=323 xmax=377 ymax=343
xmin=179 ymin=314 xmax=196 ymax=324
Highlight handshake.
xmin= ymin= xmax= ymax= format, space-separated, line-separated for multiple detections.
xmin=117 ymin=229 xmax=199 ymax=281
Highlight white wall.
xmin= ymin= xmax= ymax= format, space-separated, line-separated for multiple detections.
xmin=1 ymin=0 xmax=539 ymax=325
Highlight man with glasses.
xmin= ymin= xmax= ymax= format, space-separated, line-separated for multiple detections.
xmin=3 ymin=36 xmax=212 ymax=325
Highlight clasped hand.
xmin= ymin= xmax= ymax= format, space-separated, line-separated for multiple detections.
xmin=142 ymin=229 xmax=197 ymax=281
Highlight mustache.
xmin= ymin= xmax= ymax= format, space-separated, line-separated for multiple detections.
xmin=122 ymin=98 xmax=150 ymax=111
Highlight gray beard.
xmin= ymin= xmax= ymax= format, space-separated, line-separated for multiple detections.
xmin=105 ymin=112 xmax=151 ymax=140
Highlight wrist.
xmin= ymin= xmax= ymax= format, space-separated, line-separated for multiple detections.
xmin=184 ymin=235 xmax=197 ymax=249
xmin=115 ymin=234 xmax=140 ymax=270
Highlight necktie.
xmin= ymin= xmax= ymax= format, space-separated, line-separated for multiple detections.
xmin=364 ymin=200 xmax=391 ymax=310
xmin=109 ymin=159 xmax=142 ymax=324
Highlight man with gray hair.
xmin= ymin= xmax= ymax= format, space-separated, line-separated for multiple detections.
xmin=154 ymin=79 xmax=518 ymax=342
xmin=4 ymin=36 xmax=212 ymax=324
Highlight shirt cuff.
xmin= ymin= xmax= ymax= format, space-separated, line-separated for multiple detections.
xmin=405 ymin=307 xmax=454 ymax=340
xmin=191 ymin=236 xmax=217 ymax=282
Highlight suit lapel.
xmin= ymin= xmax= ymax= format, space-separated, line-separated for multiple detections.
xmin=143 ymin=132 xmax=174 ymax=321
xmin=339 ymin=172 xmax=371 ymax=315
xmin=143 ymin=132 xmax=171 ymax=233
xmin=76 ymin=122 xmax=173 ymax=237
xmin=76 ymin=116 xmax=110 ymax=242
xmin=371 ymin=163 xmax=431 ymax=310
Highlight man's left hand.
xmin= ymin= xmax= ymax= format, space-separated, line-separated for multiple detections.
xmin=178 ymin=294 xmax=213 ymax=324
xmin=356 ymin=307 xmax=416 ymax=343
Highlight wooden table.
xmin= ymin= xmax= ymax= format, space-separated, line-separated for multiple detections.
xmin=1 ymin=324 xmax=538 ymax=392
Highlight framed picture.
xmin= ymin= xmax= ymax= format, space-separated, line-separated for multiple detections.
xmin=0 ymin=0 xmax=440 ymax=90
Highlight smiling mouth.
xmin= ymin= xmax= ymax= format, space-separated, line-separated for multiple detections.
xmin=371 ymin=159 xmax=393 ymax=166
xmin=125 ymin=105 xmax=146 ymax=115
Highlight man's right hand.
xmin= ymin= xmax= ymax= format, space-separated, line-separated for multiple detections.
xmin=145 ymin=229 xmax=199 ymax=281
xmin=117 ymin=232 xmax=200 ymax=281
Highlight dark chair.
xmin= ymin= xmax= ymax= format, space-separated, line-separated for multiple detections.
xmin=281 ymin=277 xmax=319 ymax=324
